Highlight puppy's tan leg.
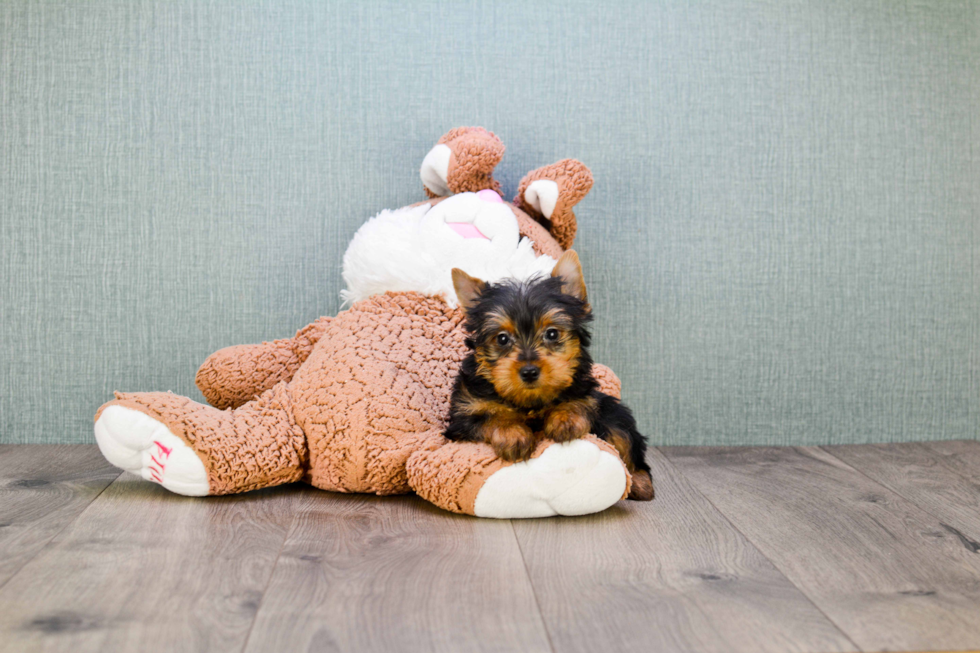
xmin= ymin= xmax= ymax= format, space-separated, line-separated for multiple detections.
xmin=543 ymin=397 xmax=596 ymax=443
xmin=607 ymin=429 xmax=655 ymax=501
xmin=485 ymin=417 xmax=536 ymax=462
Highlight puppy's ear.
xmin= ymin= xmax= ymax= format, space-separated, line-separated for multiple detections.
xmin=451 ymin=268 xmax=487 ymax=312
xmin=551 ymin=250 xmax=588 ymax=305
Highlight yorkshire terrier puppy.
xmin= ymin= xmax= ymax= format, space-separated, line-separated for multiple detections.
xmin=444 ymin=251 xmax=654 ymax=501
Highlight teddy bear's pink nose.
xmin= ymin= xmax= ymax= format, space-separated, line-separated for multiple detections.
xmin=476 ymin=189 xmax=503 ymax=203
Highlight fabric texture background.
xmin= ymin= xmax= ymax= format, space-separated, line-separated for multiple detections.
xmin=1 ymin=0 xmax=978 ymax=445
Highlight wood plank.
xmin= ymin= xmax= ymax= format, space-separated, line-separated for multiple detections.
xmin=512 ymin=448 xmax=854 ymax=653
xmin=920 ymin=440 xmax=980 ymax=484
xmin=0 ymin=473 xmax=296 ymax=653
xmin=0 ymin=445 xmax=120 ymax=589
xmin=825 ymin=441 xmax=980 ymax=543
xmin=663 ymin=445 xmax=980 ymax=652
xmin=243 ymin=490 xmax=552 ymax=653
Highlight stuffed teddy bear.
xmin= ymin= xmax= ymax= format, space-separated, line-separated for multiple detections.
xmin=93 ymin=127 xmax=636 ymax=518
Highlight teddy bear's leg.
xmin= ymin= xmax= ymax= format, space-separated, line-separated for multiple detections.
xmin=406 ymin=435 xmax=630 ymax=518
xmin=196 ymin=316 xmax=332 ymax=409
xmin=420 ymin=127 xmax=505 ymax=198
xmin=94 ymin=382 xmax=306 ymax=496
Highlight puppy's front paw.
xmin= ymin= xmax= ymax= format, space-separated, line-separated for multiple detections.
xmin=489 ymin=422 xmax=536 ymax=462
xmin=544 ymin=406 xmax=591 ymax=443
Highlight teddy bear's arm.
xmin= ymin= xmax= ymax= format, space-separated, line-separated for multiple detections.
xmin=195 ymin=316 xmax=333 ymax=410
xmin=407 ymin=434 xmax=630 ymax=518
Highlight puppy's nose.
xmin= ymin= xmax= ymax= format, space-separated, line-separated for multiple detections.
xmin=519 ymin=365 xmax=540 ymax=383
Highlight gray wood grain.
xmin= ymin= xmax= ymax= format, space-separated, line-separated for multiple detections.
xmin=0 ymin=445 xmax=120 ymax=589
xmin=242 ymin=490 xmax=552 ymax=653
xmin=920 ymin=440 xmax=980 ymax=484
xmin=663 ymin=445 xmax=980 ymax=652
xmin=7 ymin=443 xmax=980 ymax=653
xmin=0 ymin=473 xmax=296 ymax=653
xmin=512 ymin=448 xmax=854 ymax=653
xmin=825 ymin=441 xmax=980 ymax=544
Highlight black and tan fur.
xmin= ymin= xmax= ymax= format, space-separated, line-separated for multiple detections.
xmin=444 ymin=251 xmax=654 ymax=501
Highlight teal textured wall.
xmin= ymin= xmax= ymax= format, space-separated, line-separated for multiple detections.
xmin=2 ymin=0 xmax=978 ymax=445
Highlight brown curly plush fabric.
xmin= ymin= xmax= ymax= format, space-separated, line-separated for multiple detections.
xmin=423 ymin=126 xmax=504 ymax=198
xmin=406 ymin=437 xmax=505 ymax=515
xmin=291 ymin=292 xmax=467 ymax=494
xmin=592 ymin=363 xmax=622 ymax=399
xmin=515 ymin=159 xmax=594 ymax=250
xmin=196 ymin=316 xmax=333 ymax=410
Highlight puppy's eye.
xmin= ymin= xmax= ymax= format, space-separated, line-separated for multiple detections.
xmin=544 ymin=328 xmax=560 ymax=342
xmin=496 ymin=333 xmax=511 ymax=347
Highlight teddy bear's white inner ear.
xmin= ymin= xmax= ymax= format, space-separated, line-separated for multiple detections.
xmin=523 ymin=179 xmax=559 ymax=219
xmin=420 ymin=143 xmax=452 ymax=196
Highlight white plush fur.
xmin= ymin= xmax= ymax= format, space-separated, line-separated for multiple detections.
xmin=473 ymin=439 xmax=628 ymax=518
xmin=341 ymin=193 xmax=557 ymax=307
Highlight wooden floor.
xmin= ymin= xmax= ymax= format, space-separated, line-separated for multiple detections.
xmin=1 ymin=443 xmax=980 ymax=652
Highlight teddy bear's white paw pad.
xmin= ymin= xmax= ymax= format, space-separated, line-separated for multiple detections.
xmin=473 ymin=439 xmax=627 ymax=519
xmin=94 ymin=405 xmax=209 ymax=496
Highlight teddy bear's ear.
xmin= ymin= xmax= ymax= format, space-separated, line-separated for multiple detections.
xmin=420 ymin=127 xmax=505 ymax=198
xmin=514 ymin=159 xmax=593 ymax=250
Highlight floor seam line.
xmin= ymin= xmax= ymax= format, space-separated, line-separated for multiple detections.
xmin=237 ymin=497 xmax=297 ymax=653
xmin=655 ymin=447 xmax=863 ymax=653
xmin=511 ymin=520 xmax=558 ymax=653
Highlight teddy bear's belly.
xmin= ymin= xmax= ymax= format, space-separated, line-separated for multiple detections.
xmin=289 ymin=292 xmax=467 ymax=494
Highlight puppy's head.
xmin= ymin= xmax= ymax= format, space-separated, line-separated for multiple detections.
xmin=452 ymin=251 xmax=592 ymax=408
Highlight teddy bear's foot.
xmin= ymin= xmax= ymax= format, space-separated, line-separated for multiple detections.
xmin=407 ymin=434 xmax=629 ymax=519
xmin=94 ymin=384 xmax=307 ymax=496
xmin=94 ymin=405 xmax=209 ymax=496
